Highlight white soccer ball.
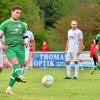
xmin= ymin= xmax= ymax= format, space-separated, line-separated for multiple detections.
xmin=42 ymin=75 xmax=54 ymax=87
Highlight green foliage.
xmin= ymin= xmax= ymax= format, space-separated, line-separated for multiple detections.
xmin=0 ymin=0 xmax=43 ymax=33
xmin=36 ymin=0 xmax=62 ymax=27
xmin=54 ymin=0 xmax=100 ymax=50
xmin=44 ymin=28 xmax=66 ymax=51
xmin=1 ymin=0 xmax=100 ymax=50
xmin=34 ymin=31 xmax=48 ymax=51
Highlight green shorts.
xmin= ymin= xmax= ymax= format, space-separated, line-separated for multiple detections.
xmin=5 ymin=45 xmax=25 ymax=65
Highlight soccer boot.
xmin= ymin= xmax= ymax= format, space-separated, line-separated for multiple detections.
xmin=64 ymin=76 xmax=71 ymax=79
xmin=5 ymin=88 xmax=14 ymax=94
xmin=73 ymin=77 xmax=78 ymax=79
xmin=15 ymin=76 xmax=27 ymax=83
xmin=91 ymin=67 xmax=96 ymax=74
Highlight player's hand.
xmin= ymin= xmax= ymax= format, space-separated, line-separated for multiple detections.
xmin=64 ymin=50 xmax=67 ymax=54
xmin=24 ymin=43 xmax=28 ymax=48
xmin=0 ymin=45 xmax=8 ymax=50
xmin=77 ymin=50 xmax=81 ymax=56
xmin=31 ymin=51 xmax=35 ymax=56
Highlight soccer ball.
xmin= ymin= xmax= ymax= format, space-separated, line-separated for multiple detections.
xmin=42 ymin=75 xmax=54 ymax=87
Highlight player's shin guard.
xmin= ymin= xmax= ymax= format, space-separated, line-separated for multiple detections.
xmin=8 ymin=71 xmax=17 ymax=88
xmin=74 ymin=64 xmax=79 ymax=78
xmin=8 ymin=76 xmax=16 ymax=88
xmin=13 ymin=64 xmax=22 ymax=77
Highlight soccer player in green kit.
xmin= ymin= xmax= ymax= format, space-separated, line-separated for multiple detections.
xmin=0 ymin=5 xmax=27 ymax=94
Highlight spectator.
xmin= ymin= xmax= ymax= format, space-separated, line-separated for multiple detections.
xmin=41 ymin=41 xmax=48 ymax=53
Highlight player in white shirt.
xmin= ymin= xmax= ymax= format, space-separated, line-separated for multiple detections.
xmin=23 ymin=23 xmax=35 ymax=70
xmin=65 ymin=20 xmax=83 ymax=79
xmin=0 ymin=36 xmax=7 ymax=73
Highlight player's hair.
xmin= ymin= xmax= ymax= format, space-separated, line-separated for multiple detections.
xmin=11 ymin=5 xmax=22 ymax=11
xmin=71 ymin=20 xmax=77 ymax=24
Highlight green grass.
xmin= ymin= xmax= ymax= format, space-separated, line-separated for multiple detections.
xmin=0 ymin=68 xmax=100 ymax=100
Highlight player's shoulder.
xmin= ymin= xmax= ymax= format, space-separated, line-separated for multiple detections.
xmin=27 ymin=30 xmax=33 ymax=35
xmin=0 ymin=19 xmax=11 ymax=25
xmin=27 ymin=31 xmax=34 ymax=37
xmin=96 ymin=34 xmax=100 ymax=38
xmin=96 ymin=33 xmax=100 ymax=36
xmin=68 ymin=29 xmax=72 ymax=33
xmin=76 ymin=28 xmax=82 ymax=33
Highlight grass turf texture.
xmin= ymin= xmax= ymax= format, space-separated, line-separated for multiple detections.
xmin=0 ymin=68 xmax=100 ymax=100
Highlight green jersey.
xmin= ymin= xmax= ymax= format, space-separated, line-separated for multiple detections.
xmin=0 ymin=19 xmax=26 ymax=46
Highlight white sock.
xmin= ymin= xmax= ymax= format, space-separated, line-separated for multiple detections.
xmin=66 ymin=64 xmax=71 ymax=77
xmin=7 ymin=86 xmax=12 ymax=90
xmin=74 ymin=64 xmax=79 ymax=78
xmin=22 ymin=67 xmax=27 ymax=75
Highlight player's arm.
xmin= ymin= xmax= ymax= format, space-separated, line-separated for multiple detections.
xmin=30 ymin=33 xmax=35 ymax=55
xmin=65 ymin=40 xmax=68 ymax=53
xmin=0 ymin=20 xmax=10 ymax=36
xmin=30 ymin=40 xmax=35 ymax=51
xmin=23 ymin=34 xmax=28 ymax=47
xmin=65 ymin=31 xmax=70 ymax=53
xmin=78 ymin=39 xmax=83 ymax=54
xmin=0 ymin=23 xmax=5 ymax=37
xmin=0 ymin=21 xmax=8 ymax=50
xmin=78 ymin=31 xmax=84 ymax=55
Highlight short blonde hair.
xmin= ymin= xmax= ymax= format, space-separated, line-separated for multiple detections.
xmin=71 ymin=20 xmax=77 ymax=25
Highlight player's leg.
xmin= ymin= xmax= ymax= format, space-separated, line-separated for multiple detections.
xmin=21 ymin=47 xmax=29 ymax=74
xmin=73 ymin=52 xmax=79 ymax=79
xmin=91 ymin=56 xmax=97 ymax=74
xmin=79 ymin=54 xmax=84 ymax=70
xmin=64 ymin=52 xmax=71 ymax=79
xmin=25 ymin=47 xmax=29 ymax=67
xmin=29 ymin=52 xmax=33 ymax=68
xmin=6 ymin=51 xmax=23 ymax=78
xmin=0 ymin=51 xmax=3 ymax=73
xmin=5 ymin=48 xmax=26 ymax=94
xmin=5 ymin=72 xmax=17 ymax=94
xmin=15 ymin=45 xmax=27 ymax=80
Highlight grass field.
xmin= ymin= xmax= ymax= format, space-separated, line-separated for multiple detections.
xmin=0 ymin=68 xmax=100 ymax=100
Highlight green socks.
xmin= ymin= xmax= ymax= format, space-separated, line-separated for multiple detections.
xmin=8 ymin=64 xmax=23 ymax=88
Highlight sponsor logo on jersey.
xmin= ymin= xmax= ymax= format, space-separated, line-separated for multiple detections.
xmin=18 ymin=24 xmax=22 ymax=28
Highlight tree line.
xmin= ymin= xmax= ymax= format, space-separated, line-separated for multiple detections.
xmin=0 ymin=0 xmax=100 ymax=50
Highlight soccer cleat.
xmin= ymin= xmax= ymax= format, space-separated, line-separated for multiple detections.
xmin=80 ymin=68 xmax=84 ymax=71
xmin=73 ymin=77 xmax=78 ymax=79
xmin=15 ymin=76 xmax=27 ymax=83
xmin=91 ymin=68 xmax=96 ymax=74
xmin=5 ymin=89 xmax=14 ymax=94
xmin=64 ymin=76 xmax=71 ymax=79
